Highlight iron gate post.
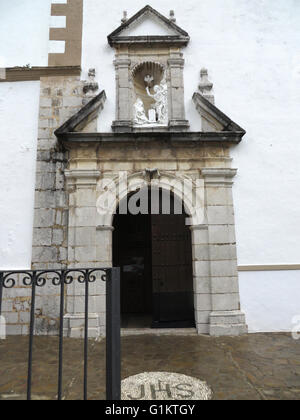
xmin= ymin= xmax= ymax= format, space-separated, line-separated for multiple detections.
xmin=106 ymin=267 xmax=121 ymax=400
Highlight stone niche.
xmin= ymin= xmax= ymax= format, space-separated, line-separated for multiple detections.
xmin=108 ymin=5 xmax=190 ymax=133
xmin=132 ymin=61 xmax=168 ymax=126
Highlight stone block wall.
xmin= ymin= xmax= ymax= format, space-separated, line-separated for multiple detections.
xmin=1 ymin=274 xmax=32 ymax=336
xmin=33 ymin=76 xmax=86 ymax=335
xmin=2 ymin=76 xmax=87 ymax=335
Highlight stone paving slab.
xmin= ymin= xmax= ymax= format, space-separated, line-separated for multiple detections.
xmin=0 ymin=333 xmax=299 ymax=400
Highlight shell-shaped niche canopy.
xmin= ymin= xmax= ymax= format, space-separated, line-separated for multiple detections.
xmin=132 ymin=61 xmax=166 ymax=117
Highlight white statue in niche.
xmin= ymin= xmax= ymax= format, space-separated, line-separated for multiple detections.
xmin=133 ymin=72 xmax=168 ymax=126
xmin=145 ymin=74 xmax=168 ymax=124
xmin=133 ymin=98 xmax=149 ymax=125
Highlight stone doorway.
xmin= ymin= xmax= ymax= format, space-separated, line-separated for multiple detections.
xmin=113 ymin=188 xmax=195 ymax=329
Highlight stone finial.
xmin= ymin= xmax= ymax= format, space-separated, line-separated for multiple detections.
xmin=198 ymin=68 xmax=214 ymax=104
xmin=169 ymin=10 xmax=176 ymax=23
xmin=88 ymin=68 xmax=96 ymax=80
xmin=121 ymin=11 xmax=128 ymax=24
xmin=83 ymin=68 xmax=99 ymax=95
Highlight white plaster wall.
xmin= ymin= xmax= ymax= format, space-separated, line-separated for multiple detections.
xmin=239 ymin=271 xmax=300 ymax=333
xmin=0 ymin=0 xmax=51 ymax=67
xmin=0 ymin=81 xmax=40 ymax=269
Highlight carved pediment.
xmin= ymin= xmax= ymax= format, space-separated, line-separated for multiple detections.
xmin=55 ymin=90 xmax=106 ymax=136
xmin=108 ymin=5 xmax=190 ymax=47
xmin=193 ymin=92 xmax=246 ymax=134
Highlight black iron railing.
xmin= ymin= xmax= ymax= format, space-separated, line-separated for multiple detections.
xmin=0 ymin=267 xmax=121 ymax=401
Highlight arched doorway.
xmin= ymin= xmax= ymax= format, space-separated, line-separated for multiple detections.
xmin=113 ymin=188 xmax=195 ymax=329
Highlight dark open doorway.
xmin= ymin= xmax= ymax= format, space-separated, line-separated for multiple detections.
xmin=113 ymin=188 xmax=195 ymax=329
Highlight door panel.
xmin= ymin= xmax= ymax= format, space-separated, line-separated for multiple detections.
xmin=113 ymin=213 xmax=152 ymax=315
xmin=114 ymin=190 xmax=195 ymax=328
xmin=151 ymin=211 xmax=194 ymax=328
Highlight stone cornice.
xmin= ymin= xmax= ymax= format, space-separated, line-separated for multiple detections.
xmin=201 ymin=168 xmax=238 ymax=186
xmin=114 ymin=59 xmax=131 ymax=68
xmin=65 ymin=169 xmax=101 ymax=189
xmin=168 ymin=58 xmax=185 ymax=68
xmin=58 ymin=131 xmax=245 ymax=145
xmin=0 ymin=66 xmax=81 ymax=83
xmin=190 ymin=225 xmax=209 ymax=231
xmin=109 ymin=35 xmax=190 ymax=47
xmin=65 ymin=170 xmax=101 ymax=178
xmin=202 ymin=168 xmax=237 ymax=178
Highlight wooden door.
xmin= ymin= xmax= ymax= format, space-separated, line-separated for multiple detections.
xmin=113 ymin=213 xmax=152 ymax=315
xmin=151 ymin=206 xmax=194 ymax=328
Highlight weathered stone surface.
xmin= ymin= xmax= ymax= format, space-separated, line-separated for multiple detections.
xmin=209 ymin=244 xmax=237 ymax=260
xmin=194 ymin=310 xmax=211 ymax=324
xmin=210 ymin=310 xmax=246 ymax=325
xmin=33 ymin=209 xmax=56 ymax=228
xmin=211 ymin=293 xmax=240 ymax=312
xmin=194 ymin=293 xmax=212 ymax=311
xmin=211 ymin=277 xmax=239 ymax=294
xmin=210 ymin=324 xmax=248 ymax=337
xmin=34 ymin=191 xmax=56 ymax=208
xmin=32 ymin=228 xmax=53 ymax=246
xmin=193 ymin=276 xmax=211 ymax=294
xmin=208 ymin=225 xmax=236 ymax=244
xmin=32 ymin=247 xmax=58 ymax=263
xmin=52 ymin=229 xmax=64 ymax=246
xmin=210 ymin=260 xmax=238 ymax=277
xmin=207 ymin=205 xmax=235 ymax=225
xmin=121 ymin=372 xmax=212 ymax=400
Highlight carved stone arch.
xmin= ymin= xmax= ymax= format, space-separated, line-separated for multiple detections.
xmin=131 ymin=61 xmax=166 ymax=79
xmin=96 ymin=170 xmax=206 ymax=228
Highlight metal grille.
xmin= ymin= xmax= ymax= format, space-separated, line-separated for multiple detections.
xmin=0 ymin=268 xmax=121 ymax=400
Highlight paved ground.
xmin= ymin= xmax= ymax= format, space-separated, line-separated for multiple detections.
xmin=0 ymin=333 xmax=299 ymax=400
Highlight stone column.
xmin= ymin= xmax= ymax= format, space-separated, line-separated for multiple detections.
xmin=112 ymin=57 xmax=132 ymax=132
xmin=190 ymin=224 xmax=211 ymax=335
xmin=202 ymin=168 xmax=248 ymax=336
xmin=168 ymin=53 xmax=189 ymax=131
xmin=63 ymin=169 xmax=103 ymax=338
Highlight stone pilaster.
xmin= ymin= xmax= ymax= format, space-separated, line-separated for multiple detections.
xmin=63 ymin=169 xmax=103 ymax=338
xmin=168 ymin=54 xmax=189 ymax=131
xmin=202 ymin=168 xmax=248 ymax=336
xmin=112 ymin=57 xmax=132 ymax=132
xmin=190 ymin=224 xmax=211 ymax=335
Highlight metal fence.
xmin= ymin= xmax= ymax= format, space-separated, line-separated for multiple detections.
xmin=0 ymin=267 xmax=121 ymax=401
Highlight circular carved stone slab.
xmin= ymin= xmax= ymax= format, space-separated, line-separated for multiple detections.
xmin=121 ymin=372 xmax=212 ymax=400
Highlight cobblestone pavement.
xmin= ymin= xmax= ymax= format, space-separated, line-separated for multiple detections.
xmin=0 ymin=333 xmax=299 ymax=400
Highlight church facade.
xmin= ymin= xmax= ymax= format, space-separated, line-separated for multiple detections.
xmin=0 ymin=0 xmax=299 ymax=337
